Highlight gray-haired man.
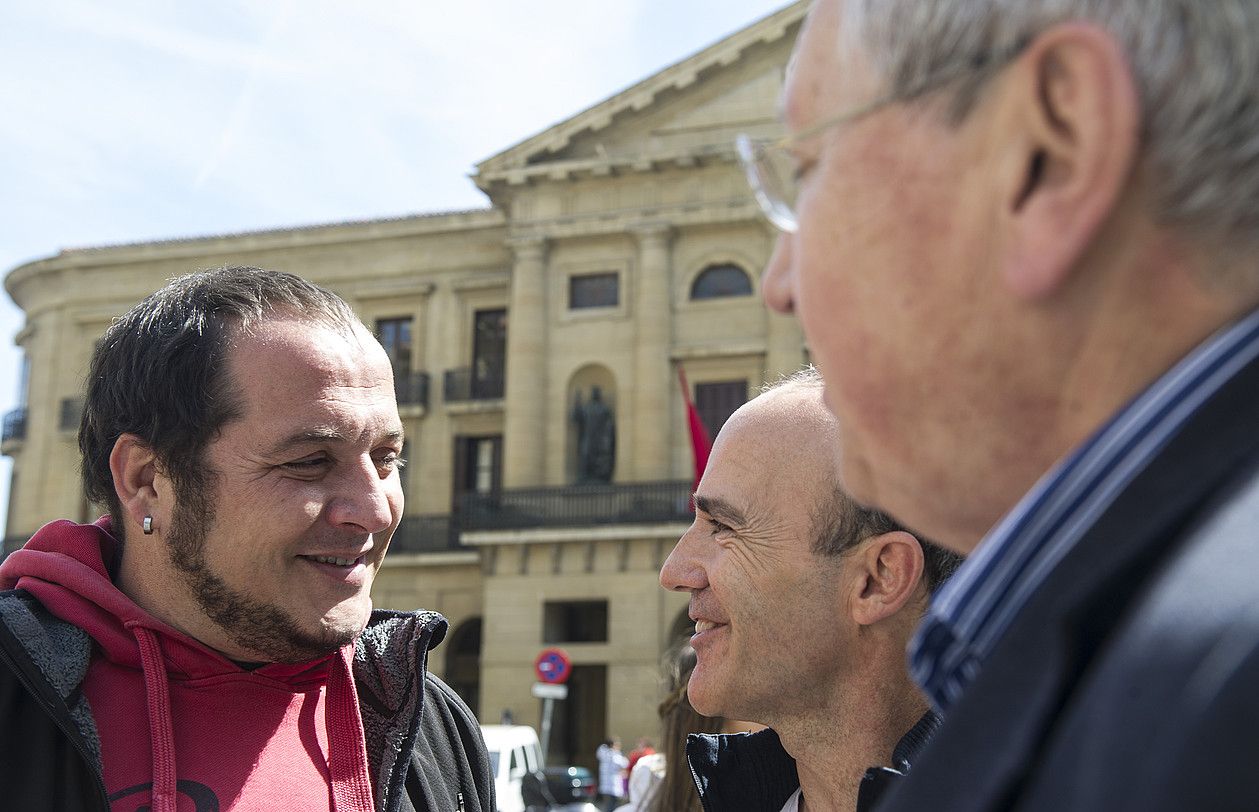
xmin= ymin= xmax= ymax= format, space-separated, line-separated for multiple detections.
xmin=750 ymin=0 xmax=1259 ymax=808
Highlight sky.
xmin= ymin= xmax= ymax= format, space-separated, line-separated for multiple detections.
xmin=0 ymin=0 xmax=791 ymax=532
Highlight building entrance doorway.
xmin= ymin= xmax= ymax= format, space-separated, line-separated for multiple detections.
xmin=548 ymin=664 xmax=606 ymax=773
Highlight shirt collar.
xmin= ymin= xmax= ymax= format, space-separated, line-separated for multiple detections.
xmin=910 ymin=307 xmax=1259 ymax=712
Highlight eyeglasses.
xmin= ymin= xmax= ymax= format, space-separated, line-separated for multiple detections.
xmin=735 ymin=43 xmax=1028 ymax=233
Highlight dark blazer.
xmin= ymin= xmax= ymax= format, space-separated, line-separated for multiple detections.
xmin=880 ymin=350 xmax=1259 ymax=811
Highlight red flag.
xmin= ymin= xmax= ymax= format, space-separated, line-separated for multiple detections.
xmin=677 ymin=365 xmax=712 ymax=497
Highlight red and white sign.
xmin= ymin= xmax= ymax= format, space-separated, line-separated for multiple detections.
xmin=534 ymin=647 xmax=572 ymax=684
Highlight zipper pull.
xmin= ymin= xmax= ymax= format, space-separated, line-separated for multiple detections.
xmin=456 ymin=790 xmax=466 ymax=812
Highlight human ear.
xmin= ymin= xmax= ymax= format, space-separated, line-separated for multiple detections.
xmin=851 ymin=531 xmax=926 ymax=626
xmin=994 ymin=23 xmax=1141 ymax=300
xmin=109 ymin=433 xmax=166 ymax=535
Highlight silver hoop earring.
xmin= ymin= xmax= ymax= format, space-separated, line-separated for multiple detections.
xmin=142 ymin=516 xmax=154 ymax=535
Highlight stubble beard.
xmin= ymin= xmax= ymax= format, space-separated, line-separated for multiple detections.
xmin=164 ymin=480 xmax=360 ymax=664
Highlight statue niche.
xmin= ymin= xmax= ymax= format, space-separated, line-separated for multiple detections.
xmin=571 ymin=386 xmax=616 ymax=483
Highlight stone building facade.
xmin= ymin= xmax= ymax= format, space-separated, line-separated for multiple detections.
xmin=2 ymin=2 xmax=806 ymax=771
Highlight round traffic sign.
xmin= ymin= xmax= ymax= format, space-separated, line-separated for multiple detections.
xmin=534 ymin=647 xmax=572 ymax=684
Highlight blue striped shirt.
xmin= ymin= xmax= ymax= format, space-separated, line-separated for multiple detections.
xmin=910 ymin=307 xmax=1259 ymax=713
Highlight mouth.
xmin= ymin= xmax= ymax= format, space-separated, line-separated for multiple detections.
xmin=309 ymin=554 xmax=361 ymax=567
xmin=298 ymin=552 xmax=371 ymax=585
xmin=692 ymin=618 xmax=727 ymax=636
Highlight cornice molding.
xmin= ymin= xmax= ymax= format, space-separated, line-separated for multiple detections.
xmin=473 ymin=2 xmax=806 ymax=185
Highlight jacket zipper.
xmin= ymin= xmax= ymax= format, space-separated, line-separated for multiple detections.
xmin=0 ymin=633 xmax=110 ymax=810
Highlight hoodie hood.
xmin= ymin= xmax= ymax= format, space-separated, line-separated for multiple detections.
xmin=0 ymin=517 xmax=375 ymax=812
xmin=0 ymin=517 xmax=326 ymax=683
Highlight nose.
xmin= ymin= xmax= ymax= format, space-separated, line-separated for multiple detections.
xmin=761 ymin=233 xmax=795 ymax=315
xmin=327 ymin=456 xmax=398 ymax=536
xmin=659 ymin=522 xmax=710 ymax=593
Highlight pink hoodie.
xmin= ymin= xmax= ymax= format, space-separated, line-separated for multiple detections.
xmin=0 ymin=518 xmax=376 ymax=812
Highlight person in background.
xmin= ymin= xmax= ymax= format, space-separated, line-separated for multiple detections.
xmin=595 ymin=737 xmax=628 ymax=811
xmin=625 ymin=738 xmax=655 ymax=782
xmin=616 ymin=643 xmax=762 ymax=812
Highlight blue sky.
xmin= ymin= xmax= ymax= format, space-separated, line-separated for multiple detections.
xmin=0 ymin=0 xmax=789 ymax=530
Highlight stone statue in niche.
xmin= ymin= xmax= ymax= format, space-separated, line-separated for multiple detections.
xmin=572 ymin=386 xmax=616 ymax=483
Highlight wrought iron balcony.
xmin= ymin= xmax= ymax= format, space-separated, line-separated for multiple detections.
xmin=458 ymin=480 xmax=694 ymax=531
xmin=387 ymin=514 xmax=467 ymax=555
xmin=394 ymin=371 xmax=430 ymax=408
xmin=443 ymin=367 xmax=504 ymax=403
xmin=1 ymin=408 xmax=27 ymax=445
xmin=59 ymin=397 xmax=84 ymax=431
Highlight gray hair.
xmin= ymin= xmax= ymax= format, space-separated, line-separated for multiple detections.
xmin=842 ymin=0 xmax=1259 ymax=274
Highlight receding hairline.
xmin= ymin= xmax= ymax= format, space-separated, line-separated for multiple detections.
xmin=720 ymin=378 xmax=846 ymax=533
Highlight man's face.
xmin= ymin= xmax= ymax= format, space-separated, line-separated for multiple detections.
xmin=659 ymin=390 xmax=856 ymax=722
xmin=758 ymin=0 xmax=1024 ymax=546
xmin=161 ymin=317 xmax=404 ymax=663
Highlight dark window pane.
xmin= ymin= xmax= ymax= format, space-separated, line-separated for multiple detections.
xmin=569 ymin=273 xmax=619 ymax=309
xmin=473 ymin=309 xmax=507 ymax=398
xmin=452 ymin=435 xmax=502 ymax=505
xmin=375 ymin=317 xmax=413 ymax=372
xmin=695 ymin=380 xmax=748 ymax=440
xmin=691 ymin=264 xmax=753 ymax=300
xmin=543 ymin=600 xmax=609 ymax=643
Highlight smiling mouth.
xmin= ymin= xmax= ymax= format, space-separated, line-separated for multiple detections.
xmin=694 ymin=619 xmax=725 ymax=634
xmin=298 ymin=553 xmax=369 ymax=572
xmin=309 ymin=554 xmax=360 ymax=567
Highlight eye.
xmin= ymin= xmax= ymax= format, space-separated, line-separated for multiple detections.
xmin=792 ymin=157 xmax=816 ymax=184
xmin=281 ymin=455 xmax=331 ymax=476
xmin=374 ymin=450 xmax=407 ymax=474
xmin=708 ymin=517 xmax=734 ymax=536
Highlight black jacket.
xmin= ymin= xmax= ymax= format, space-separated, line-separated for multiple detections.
xmin=686 ymin=712 xmax=940 ymax=812
xmin=880 ymin=335 xmax=1259 ymax=810
xmin=0 ymin=591 xmax=494 ymax=812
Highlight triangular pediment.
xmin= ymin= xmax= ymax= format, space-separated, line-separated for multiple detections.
xmin=474 ymin=1 xmax=806 ymax=191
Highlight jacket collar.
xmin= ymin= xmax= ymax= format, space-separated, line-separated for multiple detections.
xmin=882 ymin=336 xmax=1259 ymax=811
xmin=686 ymin=711 xmax=941 ymax=812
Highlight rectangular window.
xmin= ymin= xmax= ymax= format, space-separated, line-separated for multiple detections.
xmin=543 ymin=600 xmax=608 ymax=643
xmin=568 ymin=272 xmax=619 ymax=309
xmin=375 ymin=317 xmax=413 ymax=373
xmin=452 ymin=435 xmax=502 ymax=508
xmin=695 ymin=380 xmax=748 ymax=441
xmin=472 ymin=309 xmax=507 ymax=398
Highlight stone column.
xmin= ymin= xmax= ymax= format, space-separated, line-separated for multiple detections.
xmin=762 ymin=231 xmax=805 ymax=377
xmin=765 ymin=309 xmax=805 ymax=379
xmin=632 ymin=224 xmax=674 ymax=482
xmin=502 ymin=236 xmax=549 ymax=488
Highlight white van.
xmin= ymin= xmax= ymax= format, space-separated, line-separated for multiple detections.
xmin=480 ymin=724 xmax=545 ymax=812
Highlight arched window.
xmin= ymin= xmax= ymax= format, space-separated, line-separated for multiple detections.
xmin=690 ymin=263 xmax=753 ymax=300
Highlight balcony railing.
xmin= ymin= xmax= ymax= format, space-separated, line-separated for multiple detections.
xmin=59 ymin=397 xmax=84 ymax=431
xmin=387 ymin=514 xmax=466 ymax=555
xmin=443 ymin=368 xmax=504 ymax=403
xmin=394 ymin=371 xmax=430 ymax=408
xmin=1 ymin=408 xmax=27 ymax=444
xmin=458 ymin=480 xmax=694 ymax=531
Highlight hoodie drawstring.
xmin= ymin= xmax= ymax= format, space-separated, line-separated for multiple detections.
xmin=133 ymin=625 xmax=178 ymax=812
xmin=327 ymin=645 xmax=375 ymax=812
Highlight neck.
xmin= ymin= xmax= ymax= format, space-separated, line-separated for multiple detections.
xmin=772 ymin=662 xmax=927 ymax=812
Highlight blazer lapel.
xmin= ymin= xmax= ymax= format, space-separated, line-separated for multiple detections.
xmin=883 ymin=346 xmax=1259 ymax=811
